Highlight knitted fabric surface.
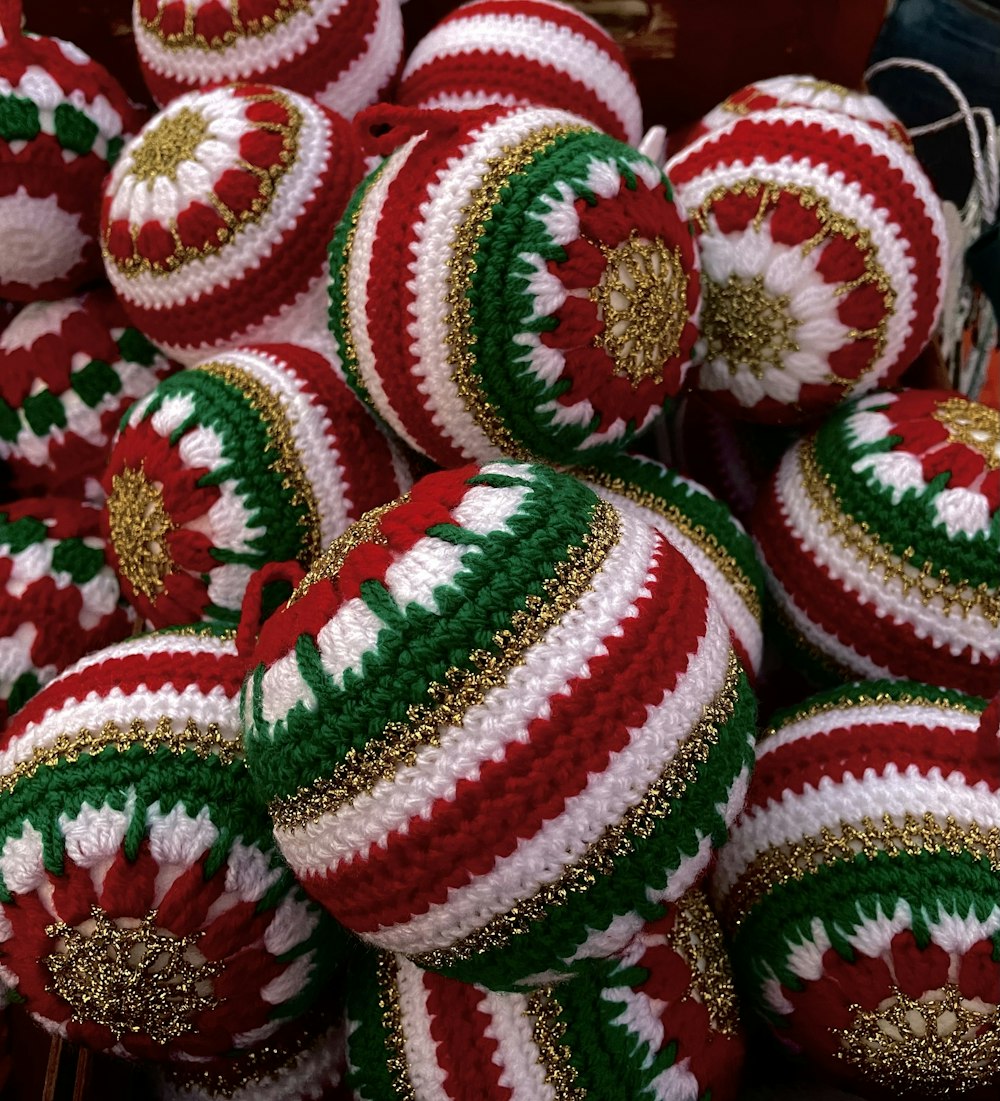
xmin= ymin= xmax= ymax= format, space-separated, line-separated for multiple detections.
xmin=0 ymin=628 xmax=343 ymax=1062
xmin=134 ymin=0 xmax=403 ymax=119
xmin=751 ymin=388 xmax=1000 ymax=697
xmin=396 ymin=0 xmax=643 ymax=146
xmin=101 ymin=343 xmax=415 ymax=631
xmin=665 ymin=106 xmax=948 ymax=424
xmin=712 ymin=679 xmax=999 ymax=1096
xmin=0 ymin=0 xmax=145 ymax=301
xmin=101 ymin=82 xmax=364 ymax=366
xmin=328 ymin=104 xmax=700 ymax=469
xmin=242 ymin=459 xmax=757 ymax=992
xmin=345 ymin=889 xmax=744 ymax=1101
xmin=0 ymin=288 xmax=175 ymax=500
xmin=0 ymin=497 xmax=134 ymax=730
xmin=575 ymin=451 xmax=765 ymax=681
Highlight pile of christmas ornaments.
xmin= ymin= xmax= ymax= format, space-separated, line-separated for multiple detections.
xmin=0 ymin=1 xmax=996 ymax=1098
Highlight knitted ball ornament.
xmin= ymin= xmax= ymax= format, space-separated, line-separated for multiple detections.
xmin=0 ymin=288 xmax=176 ymax=500
xmin=243 ymin=459 xmax=756 ymax=991
xmin=0 ymin=628 xmax=343 ymax=1062
xmin=712 ymin=679 xmax=1000 ymax=1097
xmin=133 ymin=0 xmax=403 ymax=118
xmin=345 ymin=890 xmax=744 ymax=1101
xmin=396 ymin=0 xmax=643 ymax=146
xmin=665 ymin=106 xmax=948 ymax=424
xmin=101 ymin=82 xmax=365 ymax=366
xmin=577 ymin=451 xmax=765 ymax=680
xmin=102 ymin=343 xmax=415 ymax=630
xmin=752 ymin=388 xmax=1000 ymax=697
xmin=0 ymin=497 xmax=134 ymax=729
xmin=0 ymin=0 xmax=145 ymax=301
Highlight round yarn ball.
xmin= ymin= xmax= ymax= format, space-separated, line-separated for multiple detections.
xmin=0 ymin=287 xmax=176 ymax=499
xmin=330 ymin=105 xmax=700 ymax=469
xmin=133 ymin=0 xmax=403 ymax=118
xmin=243 ymin=459 xmax=756 ymax=991
xmin=0 ymin=497 xmax=134 ymax=729
xmin=712 ymin=679 xmax=999 ymax=1097
xmin=752 ymin=388 xmax=1000 ymax=697
xmin=0 ymin=0 xmax=145 ymax=301
xmin=577 ymin=451 xmax=765 ymax=680
xmin=101 ymin=82 xmax=365 ymax=366
xmin=346 ymin=890 xmax=743 ymax=1101
xmin=102 ymin=343 xmax=415 ymax=630
xmin=666 ymin=105 xmax=948 ymax=424
xmin=397 ymin=0 xmax=643 ymax=146
xmin=0 ymin=627 xmax=344 ymax=1062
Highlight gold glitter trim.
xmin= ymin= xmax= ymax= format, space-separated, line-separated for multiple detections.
xmin=45 ymin=908 xmax=221 ymax=1044
xmin=198 ymin=360 xmax=321 ymax=566
xmin=0 ymin=717 xmax=240 ymax=796
xmin=724 ymin=812 xmax=1000 ymax=930
xmin=701 ymin=273 xmax=801 ymax=379
xmin=578 ymin=467 xmax=761 ymax=621
xmin=799 ymin=436 xmax=1000 ymax=625
xmin=130 ymin=107 xmax=210 ymax=182
xmin=933 ymin=397 xmax=1000 ymax=471
xmin=141 ymin=0 xmax=310 ymax=51
xmin=589 ymin=233 xmax=688 ymax=385
xmin=447 ymin=123 xmax=589 ymax=458
xmin=376 ymin=953 xmax=417 ymax=1101
xmin=692 ymin=179 xmax=895 ymax=389
xmin=528 ymin=988 xmax=587 ymax=1101
xmin=338 ymin=187 xmax=379 ymax=416
xmin=106 ymin=465 xmax=175 ymax=600
xmin=270 ymin=500 xmax=622 ymax=827
xmin=412 ymin=650 xmax=743 ymax=968
xmin=834 ymin=984 xmax=1000 ymax=1094
xmin=668 ymin=890 xmax=741 ymax=1036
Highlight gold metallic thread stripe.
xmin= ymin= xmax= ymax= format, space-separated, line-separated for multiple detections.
xmin=527 ymin=989 xmax=587 ymax=1101
xmin=376 ymin=953 xmax=417 ymax=1101
xmin=411 ymin=650 xmax=743 ymax=969
xmin=668 ymin=889 xmax=741 ymax=1037
xmin=270 ymin=499 xmax=622 ymax=829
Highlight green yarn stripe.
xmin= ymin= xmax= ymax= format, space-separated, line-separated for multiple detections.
xmin=115 ymin=327 xmax=160 ymax=368
xmin=0 ymin=95 xmax=40 ymax=141
xmin=0 ymin=93 xmax=121 ymax=159
xmin=343 ymin=951 xmax=404 ymax=1101
xmin=71 ymin=358 xmax=123 ymax=409
xmin=246 ymin=466 xmax=602 ymax=802
xmin=431 ymin=669 xmax=756 ymax=991
xmin=50 ymin=538 xmax=105 ymax=584
xmin=0 ymin=512 xmax=48 ymax=553
xmin=21 ymin=390 xmax=67 ymax=436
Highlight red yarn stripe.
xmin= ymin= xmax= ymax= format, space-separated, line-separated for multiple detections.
xmin=321 ymin=538 xmax=710 ymax=933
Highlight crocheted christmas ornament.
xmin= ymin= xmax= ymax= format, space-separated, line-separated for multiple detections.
xmin=0 ymin=497 xmax=134 ymax=730
xmin=666 ymin=106 xmax=948 ymax=424
xmin=0 ymin=287 xmax=175 ymax=500
xmin=713 ymin=679 xmax=1000 ymax=1097
xmin=102 ymin=343 xmax=415 ymax=631
xmin=101 ymin=82 xmax=365 ymax=366
xmin=330 ymin=105 xmax=700 ymax=468
xmin=577 ymin=451 xmax=765 ymax=680
xmin=346 ymin=889 xmax=744 ymax=1101
xmin=243 ymin=459 xmax=756 ymax=991
xmin=0 ymin=0 xmax=145 ymax=301
xmin=752 ymin=388 xmax=1000 ymax=697
xmin=396 ymin=0 xmax=643 ymax=146
xmin=0 ymin=627 xmax=343 ymax=1062
xmin=133 ymin=0 xmax=403 ymax=118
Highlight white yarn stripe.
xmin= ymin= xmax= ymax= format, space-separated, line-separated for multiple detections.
xmin=277 ymin=507 xmax=659 ymax=870
xmin=0 ymin=822 xmax=46 ymax=897
xmin=263 ymin=893 xmax=323 ymax=957
xmin=395 ymin=957 xmax=449 ymax=1101
xmin=927 ymin=906 xmax=1000 ymax=958
xmin=402 ymin=12 xmax=641 ymax=144
xmin=844 ymin=901 xmax=919 ymax=962
xmin=776 ymin=443 xmax=1000 ymax=658
xmin=313 ymin=0 xmax=402 ymax=117
xmin=713 ymin=767 xmax=1000 ymax=898
xmin=23 ymin=630 xmax=235 ymax=681
xmin=481 ymin=989 xmax=557 ymax=1101
xmin=649 ymin=1059 xmax=700 ymax=1101
xmin=601 ymin=984 xmax=664 ymax=1069
xmin=366 ymin=598 xmax=732 ymax=956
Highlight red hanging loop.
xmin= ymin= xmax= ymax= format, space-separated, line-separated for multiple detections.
xmin=0 ymin=0 xmax=23 ymax=43
xmin=236 ymin=558 xmax=306 ymax=658
xmin=353 ymin=102 xmax=462 ymax=159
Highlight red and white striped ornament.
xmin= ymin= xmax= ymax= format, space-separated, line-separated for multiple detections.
xmin=397 ymin=0 xmax=643 ymax=146
xmin=134 ymin=0 xmax=403 ymax=117
xmin=667 ymin=106 xmax=948 ymax=423
xmin=101 ymin=83 xmax=364 ymax=366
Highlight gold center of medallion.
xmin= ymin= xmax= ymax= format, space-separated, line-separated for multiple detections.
xmin=701 ymin=273 xmax=800 ymax=379
xmin=45 ymin=908 xmax=221 ymax=1045
xmin=591 ymin=232 xmax=688 ymax=386
xmin=130 ymin=107 xmax=210 ymax=182
xmin=107 ymin=465 xmax=175 ymax=600
xmin=932 ymin=398 xmax=1000 ymax=470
